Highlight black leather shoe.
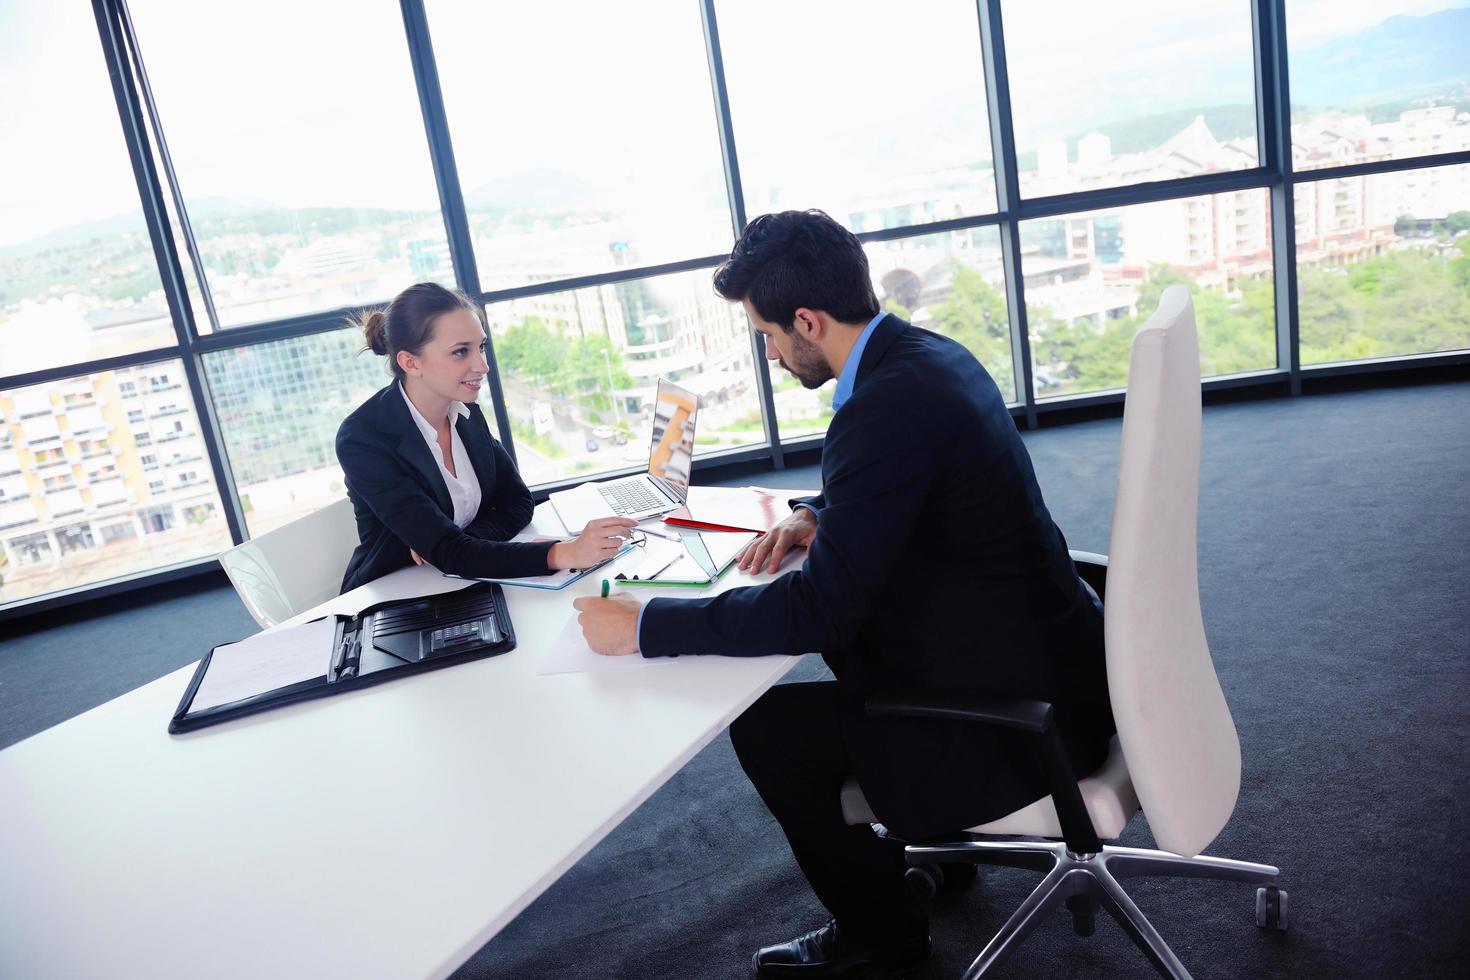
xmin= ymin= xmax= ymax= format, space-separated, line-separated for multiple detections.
xmin=752 ymin=919 xmax=930 ymax=978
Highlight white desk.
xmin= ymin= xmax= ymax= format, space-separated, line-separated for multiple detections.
xmin=0 ymin=503 xmax=805 ymax=979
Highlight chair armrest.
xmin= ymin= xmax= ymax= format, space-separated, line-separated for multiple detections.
xmin=866 ymin=690 xmax=1103 ymax=855
xmin=1068 ymin=549 xmax=1108 ymax=603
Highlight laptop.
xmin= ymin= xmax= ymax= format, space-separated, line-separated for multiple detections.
xmin=550 ymin=379 xmax=699 ymax=533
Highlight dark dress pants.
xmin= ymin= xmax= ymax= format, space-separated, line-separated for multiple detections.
xmin=729 ymin=681 xmax=928 ymax=942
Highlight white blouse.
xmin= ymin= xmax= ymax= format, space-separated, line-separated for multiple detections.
xmin=399 ymin=384 xmax=482 ymax=529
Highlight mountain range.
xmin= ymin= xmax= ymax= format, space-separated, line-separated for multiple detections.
xmin=7 ymin=7 xmax=1468 ymax=254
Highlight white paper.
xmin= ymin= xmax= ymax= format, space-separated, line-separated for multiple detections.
xmin=613 ymin=532 xmax=756 ymax=585
xmin=191 ymin=617 xmax=337 ymax=711
xmin=536 ymin=615 xmax=674 ymax=675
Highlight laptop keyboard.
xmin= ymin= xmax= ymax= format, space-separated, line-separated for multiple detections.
xmin=600 ymin=479 xmax=665 ymax=515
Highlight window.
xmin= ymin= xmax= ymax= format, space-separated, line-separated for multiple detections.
xmin=138 ymin=504 xmax=175 ymax=534
xmin=1295 ymin=162 xmax=1470 ymax=365
xmin=484 ymin=268 xmax=761 ymax=485
xmin=719 ymin=0 xmax=997 ymax=230
xmin=7 ymin=532 xmax=52 ymax=567
xmin=1024 ymin=190 xmax=1277 ymax=398
xmin=0 ymin=367 xmax=229 ymax=606
xmin=428 ymin=0 xmax=733 ymax=288
xmin=126 ymin=0 xmax=451 ymax=327
xmin=1286 ymin=2 xmax=1470 ymax=172
xmin=100 ymin=521 xmax=139 ymax=544
xmin=203 ymin=327 xmax=388 ymax=535
xmin=0 ymin=1 xmax=175 ymax=377
xmin=1002 ymin=0 xmax=1259 ymax=199
xmin=776 ymin=226 xmax=1016 ymax=444
xmin=55 ymin=523 xmax=95 ymax=556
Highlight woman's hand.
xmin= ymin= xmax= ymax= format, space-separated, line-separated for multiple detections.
xmin=549 ymin=516 xmax=638 ymax=570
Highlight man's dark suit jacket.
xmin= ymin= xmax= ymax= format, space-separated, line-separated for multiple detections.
xmin=335 ymin=383 xmax=553 ymax=592
xmin=640 ymin=315 xmax=1115 ymax=840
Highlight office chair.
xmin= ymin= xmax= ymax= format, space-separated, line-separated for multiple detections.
xmin=839 ymin=285 xmax=1286 ymax=978
xmin=217 ymin=497 xmax=358 ymax=628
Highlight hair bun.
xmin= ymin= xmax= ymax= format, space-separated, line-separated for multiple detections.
xmin=361 ymin=309 xmax=388 ymax=356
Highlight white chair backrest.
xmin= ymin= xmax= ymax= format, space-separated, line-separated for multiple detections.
xmin=1105 ymin=285 xmax=1241 ymax=858
xmin=218 ymin=497 xmax=359 ymax=629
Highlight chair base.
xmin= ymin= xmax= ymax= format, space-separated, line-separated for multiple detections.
xmin=906 ymin=839 xmax=1281 ymax=980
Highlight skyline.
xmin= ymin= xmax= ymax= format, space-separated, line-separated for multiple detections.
xmin=4 ymin=0 xmax=1469 ymax=249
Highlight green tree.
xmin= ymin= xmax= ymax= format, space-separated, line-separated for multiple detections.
xmin=494 ymin=317 xmax=567 ymax=383
xmin=927 ymin=263 xmax=1015 ymax=397
xmin=556 ymin=334 xmax=633 ymax=404
xmin=1450 ymin=236 xmax=1470 ymax=293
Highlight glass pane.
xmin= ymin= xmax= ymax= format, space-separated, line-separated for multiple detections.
xmin=1295 ymin=163 xmax=1470 ymax=365
xmin=1024 ymin=190 xmax=1277 ymax=398
xmin=427 ymin=0 xmax=732 ymax=289
xmin=1003 ymin=0 xmax=1259 ymax=198
xmin=776 ymin=227 xmax=1016 ymax=444
xmin=718 ymin=0 xmax=996 ymax=232
xmin=484 ymin=270 xmax=761 ymax=487
xmin=0 ymin=1 xmax=177 ymax=377
xmin=0 ymin=363 xmax=231 ymax=609
xmin=126 ymin=0 xmax=451 ymax=328
xmin=1287 ymin=2 xmax=1470 ymax=172
xmin=206 ymin=326 xmax=416 ymax=536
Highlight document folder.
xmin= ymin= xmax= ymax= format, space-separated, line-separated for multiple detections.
xmin=170 ymin=583 xmax=515 ymax=734
xmin=661 ymin=486 xmax=786 ymax=534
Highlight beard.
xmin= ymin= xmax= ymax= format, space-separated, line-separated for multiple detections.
xmin=779 ymin=332 xmax=834 ymax=390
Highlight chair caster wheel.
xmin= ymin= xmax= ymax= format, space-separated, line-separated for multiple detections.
xmin=1256 ymin=886 xmax=1288 ymax=930
xmin=904 ymin=864 xmax=941 ymax=900
xmin=905 ymin=861 xmax=979 ymax=900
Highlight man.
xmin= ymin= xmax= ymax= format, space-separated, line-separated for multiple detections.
xmin=575 ymin=210 xmax=1113 ymax=978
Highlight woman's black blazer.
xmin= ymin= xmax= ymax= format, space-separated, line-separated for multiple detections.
xmin=335 ymin=383 xmax=553 ymax=592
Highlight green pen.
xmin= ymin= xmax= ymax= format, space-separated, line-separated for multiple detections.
xmin=601 ymin=579 xmax=610 ymax=598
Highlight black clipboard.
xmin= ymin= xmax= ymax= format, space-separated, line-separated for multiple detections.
xmin=169 ymin=583 xmax=515 ymax=734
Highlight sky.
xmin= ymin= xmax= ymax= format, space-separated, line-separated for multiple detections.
xmin=2 ymin=0 xmax=1468 ymax=250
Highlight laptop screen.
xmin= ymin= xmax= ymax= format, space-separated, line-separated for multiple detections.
xmin=646 ymin=379 xmax=697 ymax=500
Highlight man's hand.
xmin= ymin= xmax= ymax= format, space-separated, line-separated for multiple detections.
xmin=410 ymin=549 xmax=425 ymax=566
xmin=572 ymin=592 xmax=642 ymax=656
xmin=737 ymin=506 xmax=817 ymax=574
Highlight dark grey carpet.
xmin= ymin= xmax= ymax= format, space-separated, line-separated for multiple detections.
xmin=3 ymin=381 xmax=1468 ymax=979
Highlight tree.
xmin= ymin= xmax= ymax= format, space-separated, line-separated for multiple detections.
xmin=494 ymin=317 xmax=567 ymax=383
xmin=927 ymin=263 xmax=1014 ymax=396
xmin=1450 ymin=236 xmax=1470 ymax=293
xmin=1395 ymin=214 xmax=1418 ymax=237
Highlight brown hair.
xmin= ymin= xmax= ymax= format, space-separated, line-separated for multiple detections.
xmin=353 ymin=282 xmax=482 ymax=379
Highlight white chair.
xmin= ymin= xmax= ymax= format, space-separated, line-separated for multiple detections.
xmin=217 ymin=497 xmax=359 ymax=629
xmin=840 ymin=285 xmax=1285 ymax=978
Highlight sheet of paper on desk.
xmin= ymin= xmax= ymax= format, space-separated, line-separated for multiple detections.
xmin=191 ymin=617 xmax=337 ymax=711
xmin=537 ymin=615 xmax=675 ymax=676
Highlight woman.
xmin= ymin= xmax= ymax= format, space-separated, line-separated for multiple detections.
xmin=336 ymin=282 xmax=634 ymax=592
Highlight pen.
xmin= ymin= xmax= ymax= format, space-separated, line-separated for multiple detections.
xmin=601 ymin=579 xmax=610 ymax=598
xmin=637 ymin=524 xmax=680 ymax=542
